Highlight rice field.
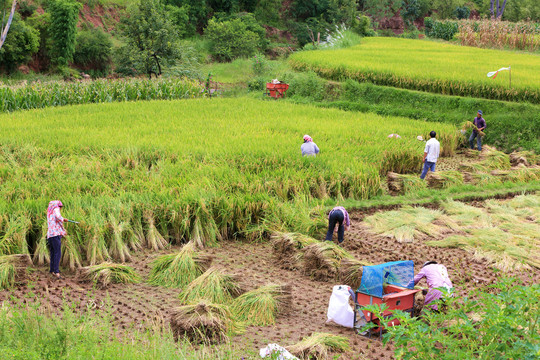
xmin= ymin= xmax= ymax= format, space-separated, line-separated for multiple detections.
xmin=290 ymin=37 xmax=540 ymax=103
xmin=0 ymin=98 xmax=459 ymax=264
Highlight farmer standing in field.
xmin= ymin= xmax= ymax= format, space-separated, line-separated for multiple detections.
xmin=301 ymin=134 xmax=320 ymax=157
xmin=47 ymin=200 xmax=70 ymax=279
xmin=469 ymin=110 xmax=486 ymax=151
xmin=420 ymin=131 xmax=440 ymax=180
xmin=411 ymin=261 xmax=453 ymax=311
xmin=325 ymin=206 xmax=350 ymax=244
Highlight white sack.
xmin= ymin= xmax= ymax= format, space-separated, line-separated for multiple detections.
xmin=259 ymin=343 xmax=298 ymax=359
xmin=326 ymin=285 xmax=354 ymax=328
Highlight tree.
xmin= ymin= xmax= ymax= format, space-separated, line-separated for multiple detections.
xmin=362 ymin=0 xmax=401 ymax=26
xmin=490 ymin=0 xmax=507 ymax=18
xmin=0 ymin=0 xmax=17 ymax=50
xmin=49 ymin=0 xmax=81 ymax=67
xmin=73 ymin=28 xmax=113 ymax=75
xmin=117 ymin=0 xmax=182 ymax=78
xmin=205 ymin=17 xmax=259 ymax=61
xmin=0 ymin=13 xmax=39 ymax=72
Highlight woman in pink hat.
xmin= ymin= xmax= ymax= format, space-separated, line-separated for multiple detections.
xmin=46 ymin=200 xmax=71 ymax=279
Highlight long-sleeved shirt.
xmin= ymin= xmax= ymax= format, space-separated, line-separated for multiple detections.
xmin=473 ymin=116 xmax=486 ymax=132
xmin=329 ymin=206 xmax=350 ymax=227
xmin=413 ymin=264 xmax=453 ymax=310
xmin=301 ymin=142 xmax=320 ymax=156
xmin=424 ymin=138 xmax=440 ymax=163
xmin=47 ymin=207 xmax=66 ymax=238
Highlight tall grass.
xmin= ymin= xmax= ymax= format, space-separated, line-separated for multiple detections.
xmin=290 ymin=37 xmax=540 ymax=103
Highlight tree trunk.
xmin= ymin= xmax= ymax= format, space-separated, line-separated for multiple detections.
xmin=0 ymin=0 xmax=17 ymax=50
xmin=496 ymin=0 xmax=508 ymax=19
xmin=152 ymin=53 xmax=162 ymax=76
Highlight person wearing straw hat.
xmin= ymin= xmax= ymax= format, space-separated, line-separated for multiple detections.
xmin=325 ymin=206 xmax=350 ymax=244
xmin=411 ymin=261 xmax=453 ymax=311
xmin=420 ymin=131 xmax=440 ymax=180
xmin=469 ymin=110 xmax=486 ymax=151
xmin=46 ymin=200 xmax=70 ymax=279
xmin=301 ymin=134 xmax=319 ymax=157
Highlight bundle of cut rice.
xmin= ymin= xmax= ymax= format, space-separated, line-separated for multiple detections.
xmin=288 ymin=332 xmax=350 ymax=360
xmin=170 ymin=300 xmax=244 ymax=344
xmin=302 ymin=242 xmax=353 ymax=281
xmin=387 ymin=172 xmax=426 ymax=195
xmin=426 ymin=171 xmax=464 ymax=189
xmin=79 ymin=262 xmax=140 ymax=288
xmin=179 ymin=267 xmax=242 ymax=304
xmin=271 ymin=232 xmax=318 ymax=270
xmin=0 ymin=254 xmax=32 ymax=289
xmin=231 ymin=284 xmax=292 ymax=326
xmin=339 ymin=258 xmax=372 ymax=289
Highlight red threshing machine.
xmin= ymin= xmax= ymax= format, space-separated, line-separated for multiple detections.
xmin=265 ymin=82 xmax=289 ymax=99
xmin=351 ymin=260 xmax=420 ymax=338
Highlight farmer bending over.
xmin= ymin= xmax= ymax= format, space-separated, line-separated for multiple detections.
xmin=301 ymin=134 xmax=319 ymax=157
xmin=325 ymin=206 xmax=350 ymax=244
xmin=47 ymin=200 xmax=70 ymax=279
xmin=420 ymin=131 xmax=440 ymax=180
xmin=469 ymin=110 xmax=486 ymax=151
xmin=412 ymin=261 xmax=453 ymax=311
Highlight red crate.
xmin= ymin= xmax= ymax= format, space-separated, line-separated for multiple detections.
xmin=266 ymin=83 xmax=289 ymax=99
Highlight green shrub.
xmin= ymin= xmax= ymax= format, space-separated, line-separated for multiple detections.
xmin=247 ymin=76 xmax=266 ymax=91
xmin=251 ymin=53 xmax=268 ymax=75
xmin=372 ymin=278 xmax=540 ymax=359
xmin=425 ymin=18 xmax=459 ymax=40
xmin=351 ymin=14 xmax=373 ymax=36
xmin=166 ymin=4 xmax=195 ymax=38
xmin=74 ymin=28 xmax=113 ymax=76
xmin=205 ymin=18 xmax=259 ymax=61
xmin=0 ymin=14 xmax=39 ymax=73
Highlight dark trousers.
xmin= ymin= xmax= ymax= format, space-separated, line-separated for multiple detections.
xmin=47 ymin=236 xmax=62 ymax=274
xmin=469 ymin=131 xmax=482 ymax=151
xmin=325 ymin=210 xmax=345 ymax=243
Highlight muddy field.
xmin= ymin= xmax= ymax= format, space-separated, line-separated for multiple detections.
xmin=2 ymin=203 xmax=539 ymax=360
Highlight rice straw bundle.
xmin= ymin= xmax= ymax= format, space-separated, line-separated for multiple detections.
xmin=148 ymin=242 xmax=212 ymax=288
xmin=61 ymin=235 xmax=82 ymax=271
xmin=0 ymin=254 xmax=31 ymax=289
xmin=426 ymin=171 xmax=463 ymax=189
xmin=461 ymin=121 xmax=485 ymax=137
xmin=179 ymin=267 xmax=241 ymax=304
xmin=387 ymin=172 xmax=426 ymax=194
xmin=339 ymin=258 xmax=372 ymax=289
xmin=509 ymin=151 xmax=539 ymax=166
xmin=302 ymin=242 xmax=353 ymax=280
xmin=288 ymin=332 xmax=350 ymax=360
xmin=33 ymin=222 xmax=50 ymax=266
xmin=144 ymin=209 xmax=168 ymax=251
xmin=79 ymin=262 xmax=140 ymax=288
xmin=170 ymin=300 xmax=244 ymax=344
xmin=231 ymin=284 xmax=292 ymax=326
xmin=271 ymin=232 xmax=318 ymax=269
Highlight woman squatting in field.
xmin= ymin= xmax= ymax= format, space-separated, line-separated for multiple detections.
xmin=301 ymin=134 xmax=319 ymax=157
xmin=411 ymin=261 xmax=454 ymax=311
xmin=47 ymin=200 xmax=70 ymax=279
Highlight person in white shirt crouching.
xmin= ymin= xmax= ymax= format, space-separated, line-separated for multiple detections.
xmin=420 ymin=131 xmax=440 ymax=180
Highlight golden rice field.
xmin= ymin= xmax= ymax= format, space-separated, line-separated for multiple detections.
xmin=0 ymin=98 xmax=459 ymax=265
xmin=290 ymin=37 xmax=540 ymax=103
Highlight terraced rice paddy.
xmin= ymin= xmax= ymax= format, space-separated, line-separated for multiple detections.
xmin=0 ymin=98 xmax=458 ymax=264
xmin=290 ymin=37 xmax=540 ymax=103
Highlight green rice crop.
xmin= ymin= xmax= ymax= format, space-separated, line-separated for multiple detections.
xmin=0 ymin=98 xmax=458 ymax=265
xmin=0 ymin=256 xmax=16 ymax=289
xmin=290 ymin=38 xmax=540 ymax=103
xmin=0 ymin=78 xmax=204 ymax=113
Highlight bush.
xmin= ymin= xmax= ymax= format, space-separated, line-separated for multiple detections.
xmin=454 ymin=6 xmax=470 ymax=20
xmin=0 ymin=14 xmax=39 ymax=73
xmin=247 ymin=76 xmax=266 ymax=91
xmin=205 ymin=18 xmax=259 ymax=61
xmin=73 ymin=28 xmax=113 ymax=76
xmin=166 ymin=4 xmax=195 ymax=38
xmin=49 ymin=0 xmax=81 ymax=67
xmin=251 ymin=53 xmax=268 ymax=75
xmin=425 ymin=18 xmax=459 ymax=40
xmin=351 ymin=14 xmax=373 ymax=36
xmin=289 ymin=17 xmax=330 ymax=47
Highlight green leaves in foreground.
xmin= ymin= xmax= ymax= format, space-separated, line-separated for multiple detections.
xmin=231 ymin=284 xmax=292 ymax=326
xmin=380 ymin=279 xmax=540 ymax=360
xmin=148 ymin=242 xmax=212 ymax=288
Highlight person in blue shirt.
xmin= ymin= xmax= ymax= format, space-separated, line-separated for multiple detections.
xmin=469 ymin=110 xmax=486 ymax=151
